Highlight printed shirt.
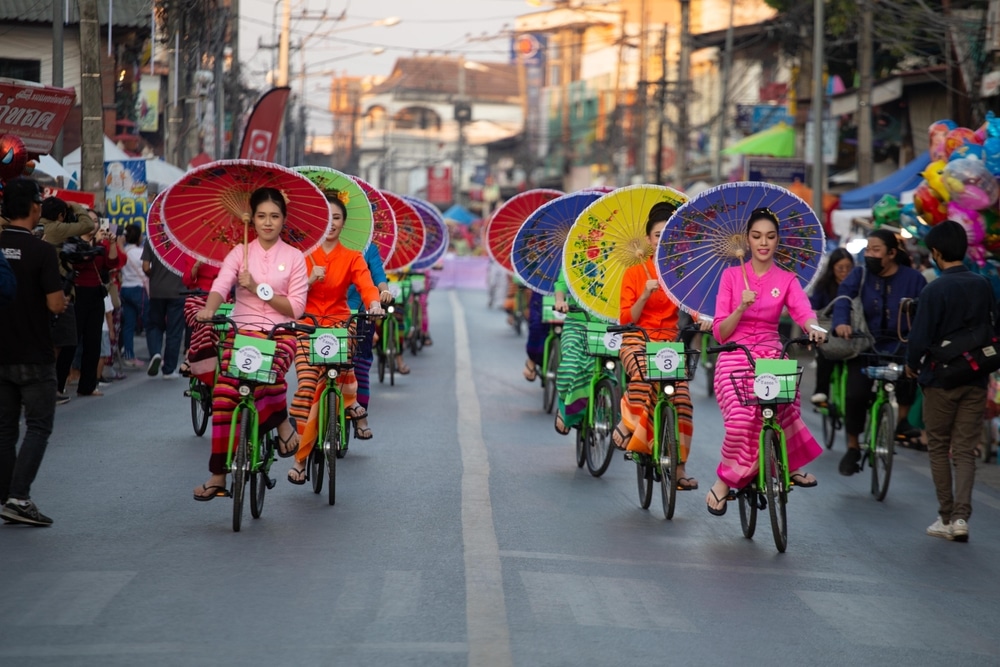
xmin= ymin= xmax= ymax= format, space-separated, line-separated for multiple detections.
xmin=620 ymin=258 xmax=679 ymax=340
xmin=210 ymin=239 xmax=309 ymax=330
xmin=306 ymin=243 xmax=379 ymax=323
xmin=0 ymin=227 xmax=62 ymax=364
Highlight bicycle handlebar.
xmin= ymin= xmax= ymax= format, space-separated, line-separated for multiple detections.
xmin=207 ymin=315 xmax=316 ymax=338
xmin=606 ymin=321 xmax=703 ymax=342
xmin=707 ymin=336 xmax=814 ymax=366
xmin=180 ymin=288 xmax=209 ymax=298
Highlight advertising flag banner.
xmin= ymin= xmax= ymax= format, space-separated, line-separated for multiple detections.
xmin=104 ymin=159 xmax=149 ymax=230
xmin=238 ymin=87 xmax=291 ymax=162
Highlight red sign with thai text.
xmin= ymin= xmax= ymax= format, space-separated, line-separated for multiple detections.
xmin=427 ymin=166 xmax=452 ymax=204
xmin=0 ymin=79 xmax=76 ymax=155
xmin=42 ymin=186 xmax=94 ymax=208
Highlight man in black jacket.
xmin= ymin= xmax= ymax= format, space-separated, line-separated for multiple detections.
xmin=0 ymin=178 xmax=68 ymax=526
xmin=906 ymin=220 xmax=996 ymax=542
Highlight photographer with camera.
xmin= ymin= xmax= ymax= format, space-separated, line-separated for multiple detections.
xmin=55 ymin=208 xmax=124 ymax=397
xmin=40 ymin=198 xmax=95 ymax=403
xmin=0 ymin=178 xmax=68 ymax=526
xmin=905 ymin=221 xmax=998 ymax=542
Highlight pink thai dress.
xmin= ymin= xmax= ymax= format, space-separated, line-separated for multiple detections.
xmin=712 ymin=265 xmax=822 ymax=489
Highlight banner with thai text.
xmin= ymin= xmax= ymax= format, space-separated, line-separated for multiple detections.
xmin=0 ymin=79 xmax=77 ymax=155
xmin=104 ymin=159 xmax=148 ymax=230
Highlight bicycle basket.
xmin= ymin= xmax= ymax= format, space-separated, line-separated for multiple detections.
xmin=212 ymin=303 xmax=235 ymax=333
xmin=730 ymin=358 xmax=801 ymax=406
xmin=643 ymin=342 xmax=699 ymax=382
xmin=309 ymin=327 xmax=350 ymax=365
xmin=542 ymin=294 xmax=567 ymax=325
xmin=410 ymin=275 xmax=426 ymax=294
xmin=221 ymin=334 xmax=278 ymax=384
xmin=585 ymin=321 xmax=622 ymax=357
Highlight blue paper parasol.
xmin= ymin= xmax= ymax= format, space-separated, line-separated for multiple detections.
xmin=511 ymin=189 xmax=607 ymax=294
xmin=655 ymin=181 xmax=825 ymax=322
xmin=403 ymin=195 xmax=450 ymax=270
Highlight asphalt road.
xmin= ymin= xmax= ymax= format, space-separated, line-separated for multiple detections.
xmin=2 ymin=288 xmax=999 ymax=666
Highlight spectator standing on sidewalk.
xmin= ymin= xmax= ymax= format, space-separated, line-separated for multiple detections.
xmin=0 ymin=178 xmax=68 ymax=526
xmin=141 ymin=240 xmax=185 ymax=378
xmin=118 ymin=224 xmax=147 ymax=366
xmin=905 ymin=220 xmax=997 ymax=543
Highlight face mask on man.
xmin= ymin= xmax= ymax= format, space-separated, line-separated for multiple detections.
xmin=865 ymin=255 xmax=884 ymax=275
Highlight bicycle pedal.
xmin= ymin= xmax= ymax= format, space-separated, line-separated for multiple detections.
xmin=183 ymin=390 xmax=192 ymax=397
xmin=265 ymin=475 xmax=276 ymax=490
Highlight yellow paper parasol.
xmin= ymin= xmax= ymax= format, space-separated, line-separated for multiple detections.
xmin=563 ymin=184 xmax=687 ymax=321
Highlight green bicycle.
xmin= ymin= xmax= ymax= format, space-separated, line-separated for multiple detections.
xmin=813 ymin=334 xmax=869 ymax=450
xmin=708 ymin=336 xmax=812 ymax=552
xmin=856 ymin=350 xmax=904 ymax=501
xmin=540 ymin=295 xmax=566 ymax=414
xmin=377 ymin=284 xmax=402 ymax=386
xmin=611 ymin=323 xmax=700 ymax=519
xmin=576 ymin=314 xmax=624 ymax=477
xmin=211 ymin=315 xmax=316 ymax=532
xmin=182 ymin=295 xmax=232 ymax=437
xmin=299 ymin=313 xmax=379 ymax=505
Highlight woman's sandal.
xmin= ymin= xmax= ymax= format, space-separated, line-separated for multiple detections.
xmin=611 ymin=423 xmax=631 ymax=450
xmin=346 ymin=404 xmax=373 ymax=440
xmin=523 ymin=360 xmax=538 ymax=382
xmin=193 ymin=483 xmax=231 ymax=502
xmin=395 ymin=359 xmax=411 ymax=375
xmin=276 ymin=417 xmax=300 ymax=458
xmin=554 ymin=413 xmax=571 ymax=435
xmin=789 ymin=471 xmax=818 ymax=488
xmin=287 ymin=466 xmax=307 ymax=485
xmin=706 ymin=486 xmax=732 ymax=516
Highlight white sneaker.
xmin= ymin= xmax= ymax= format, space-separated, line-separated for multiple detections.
xmin=951 ymin=518 xmax=969 ymax=542
xmin=162 ymin=372 xmax=179 ymax=380
xmin=926 ymin=516 xmax=954 ymax=540
xmin=811 ymin=393 xmax=828 ymax=405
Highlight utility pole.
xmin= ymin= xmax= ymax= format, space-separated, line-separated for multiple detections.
xmin=811 ymin=0 xmax=825 ymax=221
xmin=654 ymin=26 xmax=668 ymax=184
xmin=637 ymin=0 xmax=649 ymax=182
xmin=78 ymin=0 xmax=105 ymax=208
xmin=52 ymin=0 xmax=64 ymax=160
xmin=166 ymin=8 xmax=183 ymax=166
xmin=713 ymin=0 xmax=736 ymax=184
xmin=278 ymin=0 xmax=291 ymax=87
xmin=676 ymin=0 xmax=691 ymax=187
xmin=857 ymin=0 xmax=873 ymax=186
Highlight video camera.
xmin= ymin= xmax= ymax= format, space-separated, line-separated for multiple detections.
xmin=59 ymin=237 xmax=104 ymax=295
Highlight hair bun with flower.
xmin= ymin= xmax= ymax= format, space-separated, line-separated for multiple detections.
xmin=325 ymin=189 xmax=350 ymax=206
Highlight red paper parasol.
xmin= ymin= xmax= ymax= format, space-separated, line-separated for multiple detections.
xmin=381 ymin=191 xmax=426 ymax=271
xmin=160 ymin=159 xmax=331 ymax=267
xmin=146 ymin=189 xmax=188 ymax=276
xmin=350 ymin=175 xmax=397 ymax=263
xmin=485 ymin=189 xmax=563 ymax=273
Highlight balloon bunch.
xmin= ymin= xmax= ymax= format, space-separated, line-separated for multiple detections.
xmin=0 ymin=133 xmax=36 ymax=201
xmin=903 ymin=115 xmax=1000 ymax=266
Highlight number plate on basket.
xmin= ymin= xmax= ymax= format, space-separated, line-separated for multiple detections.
xmin=309 ymin=328 xmax=349 ymax=364
xmin=387 ymin=283 xmax=402 ymax=299
xmin=230 ymin=335 xmax=276 ymax=379
xmin=411 ymin=275 xmax=426 ymax=293
xmin=585 ymin=322 xmax=621 ymax=356
xmin=646 ymin=342 xmax=685 ymax=380
xmin=753 ymin=358 xmax=798 ymax=401
xmin=542 ymin=295 xmax=567 ymax=324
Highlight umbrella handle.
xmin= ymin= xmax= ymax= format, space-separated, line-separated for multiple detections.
xmin=740 ymin=259 xmax=751 ymax=291
xmin=242 ymin=213 xmax=250 ymax=265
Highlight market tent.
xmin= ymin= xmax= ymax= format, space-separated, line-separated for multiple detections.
xmin=721 ymin=122 xmax=796 ymax=158
xmin=34 ymin=154 xmax=76 ymax=187
xmin=839 ymin=151 xmax=930 ymax=209
xmin=62 ymin=137 xmax=130 ymax=184
xmin=442 ymin=203 xmax=478 ymax=224
xmin=144 ymin=158 xmax=185 ymax=188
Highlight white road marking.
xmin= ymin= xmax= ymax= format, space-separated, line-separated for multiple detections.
xmin=451 ymin=291 xmax=514 ymax=667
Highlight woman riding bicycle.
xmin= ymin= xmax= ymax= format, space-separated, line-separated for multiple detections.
xmin=611 ymin=202 xmax=702 ymax=490
xmin=832 ymin=228 xmax=926 ymax=476
xmin=192 ymin=187 xmax=309 ymax=501
xmin=553 ymin=269 xmax=588 ymax=434
xmin=286 ymin=191 xmax=384 ymax=485
xmin=181 ymin=252 xmax=221 ymax=379
xmin=706 ymin=208 xmax=826 ymax=516
xmin=808 ymin=247 xmax=854 ymax=405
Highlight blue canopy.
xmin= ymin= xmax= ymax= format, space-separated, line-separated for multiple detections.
xmin=442 ymin=204 xmax=478 ymax=225
xmin=839 ymin=151 xmax=930 ymax=209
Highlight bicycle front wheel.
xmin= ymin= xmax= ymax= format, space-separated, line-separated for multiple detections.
xmin=870 ymin=402 xmax=895 ymax=501
xmin=586 ymin=378 xmax=617 ymax=477
xmin=658 ymin=406 xmax=679 ymax=520
xmin=326 ymin=392 xmax=340 ymax=506
xmin=190 ymin=381 xmax=210 ymax=437
xmin=763 ymin=427 xmax=787 ymax=552
xmin=821 ymin=403 xmax=839 ymax=450
xmin=250 ymin=432 xmax=270 ymax=520
xmin=542 ymin=337 xmax=560 ymax=414
xmin=232 ymin=409 xmax=250 ymax=532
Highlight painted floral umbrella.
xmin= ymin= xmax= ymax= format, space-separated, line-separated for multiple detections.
xmin=563 ymin=184 xmax=686 ymax=321
xmin=350 ymin=175 xmax=397 ymax=263
xmin=381 ymin=191 xmax=426 ymax=271
xmin=146 ymin=189 xmax=187 ymax=276
xmin=510 ymin=189 xmax=607 ymax=294
xmin=294 ymin=166 xmax=373 ymax=251
xmin=160 ymin=159 xmax=330 ymax=267
xmin=656 ymin=181 xmax=825 ymax=322
xmin=403 ymin=195 xmax=450 ymax=271
xmin=485 ymin=189 xmax=563 ymax=273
